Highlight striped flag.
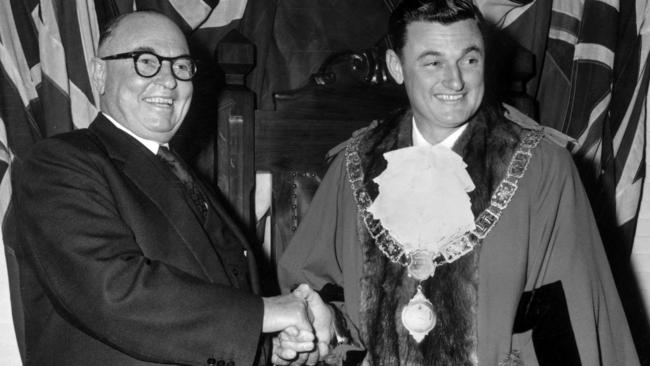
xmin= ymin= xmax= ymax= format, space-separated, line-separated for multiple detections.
xmin=539 ymin=0 xmax=648 ymax=268
xmin=1 ymin=0 xmax=38 ymax=362
xmin=629 ymin=2 xmax=650 ymax=361
xmin=2 ymin=0 xmax=103 ymax=363
xmin=38 ymin=0 xmax=100 ymax=133
xmin=490 ymin=0 xmax=650 ymax=357
xmin=134 ymin=0 xmax=220 ymax=32
xmin=494 ymin=1 xmax=644 ymax=267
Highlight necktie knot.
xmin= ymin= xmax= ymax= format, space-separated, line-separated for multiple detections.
xmin=157 ymin=145 xmax=208 ymax=219
xmin=157 ymin=146 xmax=192 ymax=184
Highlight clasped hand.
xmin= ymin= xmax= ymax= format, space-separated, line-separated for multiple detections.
xmin=270 ymin=284 xmax=334 ymax=365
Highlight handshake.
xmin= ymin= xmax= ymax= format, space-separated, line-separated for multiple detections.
xmin=262 ymin=284 xmax=336 ymax=365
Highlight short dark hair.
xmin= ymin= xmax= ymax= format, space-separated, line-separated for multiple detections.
xmin=388 ymin=0 xmax=484 ymax=56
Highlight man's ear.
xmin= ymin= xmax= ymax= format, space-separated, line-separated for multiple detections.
xmin=386 ymin=49 xmax=404 ymax=85
xmin=90 ymin=57 xmax=106 ymax=95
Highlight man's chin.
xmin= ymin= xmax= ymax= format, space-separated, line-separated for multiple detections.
xmin=434 ymin=113 xmax=473 ymax=127
xmin=148 ymin=132 xmax=176 ymax=144
xmin=144 ymin=117 xmax=181 ymax=131
xmin=138 ymin=123 xmax=181 ymax=142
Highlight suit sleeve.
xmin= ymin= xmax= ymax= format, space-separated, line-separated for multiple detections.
xmin=15 ymin=138 xmax=263 ymax=366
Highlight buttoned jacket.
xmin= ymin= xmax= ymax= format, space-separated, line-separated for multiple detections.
xmin=13 ymin=114 xmax=262 ymax=366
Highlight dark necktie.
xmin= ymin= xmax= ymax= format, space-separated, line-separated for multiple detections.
xmin=157 ymin=146 xmax=209 ymax=220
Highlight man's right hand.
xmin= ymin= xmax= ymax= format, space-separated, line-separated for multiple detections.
xmin=271 ymin=326 xmax=314 ymax=365
xmin=264 ymin=284 xmax=335 ymax=365
xmin=262 ymin=292 xmax=316 ymax=364
xmin=292 ymin=284 xmax=334 ymax=362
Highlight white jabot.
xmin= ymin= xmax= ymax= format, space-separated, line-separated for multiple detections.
xmin=369 ymin=124 xmax=476 ymax=251
xmin=412 ymin=117 xmax=468 ymax=148
xmin=102 ymin=113 xmax=167 ymax=154
xmin=366 ymin=117 xmax=476 ymax=251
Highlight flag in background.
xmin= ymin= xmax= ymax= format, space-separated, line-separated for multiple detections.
xmin=492 ymin=0 xmax=650 ymax=360
xmin=0 ymin=6 xmax=28 ymax=364
xmin=136 ymin=0 xmax=217 ymax=32
xmin=38 ymin=0 xmax=99 ymax=134
xmin=540 ymin=0 xmax=647 ymax=280
xmin=1 ymin=0 xmax=45 ymax=363
xmin=1 ymin=0 xmax=101 ymax=362
xmin=629 ymin=2 xmax=650 ymax=362
xmin=1 ymin=0 xmax=42 ymax=158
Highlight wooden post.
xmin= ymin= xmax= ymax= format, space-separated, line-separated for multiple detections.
xmin=215 ymin=30 xmax=256 ymax=227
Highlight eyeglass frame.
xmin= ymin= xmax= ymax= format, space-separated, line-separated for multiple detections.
xmin=100 ymin=51 xmax=197 ymax=81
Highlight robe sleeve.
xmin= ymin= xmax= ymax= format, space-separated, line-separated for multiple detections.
xmin=278 ymin=153 xmax=348 ymax=293
xmin=277 ymin=152 xmax=367 ymax=346
xmin=524 ymin=139 xmax=639 ymax=365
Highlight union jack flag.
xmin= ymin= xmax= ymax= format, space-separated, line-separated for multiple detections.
xmin=486 ymin=0 xmax=650 ymax=359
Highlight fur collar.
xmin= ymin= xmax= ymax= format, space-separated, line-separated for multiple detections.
xmin=351 ymin=105 xmax=526 ymax=365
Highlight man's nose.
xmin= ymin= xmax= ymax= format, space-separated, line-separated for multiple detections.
xmin=154 ymin=60 xmax=178 ymax=88
xmin=442 ymin=64 xmax=464 ymax=91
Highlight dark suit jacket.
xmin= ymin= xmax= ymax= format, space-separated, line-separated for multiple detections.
xmin=12 ymin=114 xmax=264 ymax=366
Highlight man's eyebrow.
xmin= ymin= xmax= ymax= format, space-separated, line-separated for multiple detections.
xmin=463 ymin=45 xmax=483 ymax=55
xmin=417 ymin=51 xmax=442 ymax=59
xmin=129 ymin=46 xmax=192 ymax=58
xmin=417 ymin=45 xmax=484 ymax=60
xmin=132 ymin=46 xmax=156 ymax=53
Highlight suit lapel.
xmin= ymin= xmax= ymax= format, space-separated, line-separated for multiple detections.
xmin=89 ymin=115 xmax=231 ymax=284
xmin=197 ymin=179 xmax=261 ymax=294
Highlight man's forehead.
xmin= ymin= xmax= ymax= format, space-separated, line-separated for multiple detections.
xmin=103 ymin=13 xmax=188 ymax=54
xmin=404 ymin=19 xmax=484 ymax=53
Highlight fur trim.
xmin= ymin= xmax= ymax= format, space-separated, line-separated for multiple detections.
xmin=354 ymin=105 xmax=526 ymax=365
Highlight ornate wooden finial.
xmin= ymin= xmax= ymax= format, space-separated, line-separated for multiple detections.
xmin=216 ymin=29 xmax=256 ymax=86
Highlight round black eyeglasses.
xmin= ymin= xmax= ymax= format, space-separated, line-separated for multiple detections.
xmin=101 ymin=51 xmax=197 ymax=81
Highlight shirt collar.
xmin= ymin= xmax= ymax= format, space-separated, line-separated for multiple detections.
xmin=411 ymin=117 xmax=468 ymax=148
xmin=102 ymin=113 xmax=167 ymax=154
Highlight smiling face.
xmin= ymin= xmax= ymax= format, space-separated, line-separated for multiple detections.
xmin=387 ymin=19 xmax=485 ymax=144
xmin=92 ymin=13 xmax=192 ymax=144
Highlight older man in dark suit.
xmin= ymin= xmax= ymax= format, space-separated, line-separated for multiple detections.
xmin=12 ymin=11 xmax=329 ymax=366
